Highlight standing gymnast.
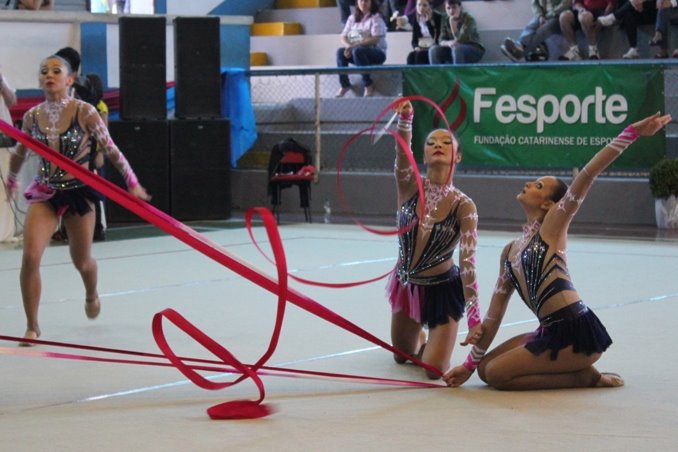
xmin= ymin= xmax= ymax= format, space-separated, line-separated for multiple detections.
xmin=386 ymin=99 xmax=483 ymax=379
xmin=4 ymin=54 xmax=150 ymax=344
xmin=444 ymin=112 xmax=671 ymax=389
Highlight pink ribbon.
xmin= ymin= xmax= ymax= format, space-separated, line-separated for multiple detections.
xmin=0 ymin=119 xmax=445 ymax=420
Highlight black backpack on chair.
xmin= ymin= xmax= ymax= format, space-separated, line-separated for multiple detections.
xmin=267 ymin=137 xmax=312 ymax=202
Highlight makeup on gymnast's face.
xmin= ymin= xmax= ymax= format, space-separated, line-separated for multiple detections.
xmin=424 ymin=130 xmax=457 ymax=165
xmin=39 ymin=58 xmax=73 ymax=93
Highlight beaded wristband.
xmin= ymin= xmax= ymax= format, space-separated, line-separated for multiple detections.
xmin=608 ymin=124 xmax=639 ymax=154
xmin=462 ymin=345 xmax=487 ymax=372
xmin=397 ymin=110 xmax=413 ymax=132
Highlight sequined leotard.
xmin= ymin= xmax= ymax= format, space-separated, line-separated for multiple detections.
xmin=29 ymin=106 xmax=91 ymax=190
xmin=505 ymin=232 xmax=575 ymax=319
xmin=387 ymin=186 xmax=478 ymax=328
xmin=503 ymin=229 xmax=612 ymax=358
xmin=396 ymin=192 xmax=462 ymax=285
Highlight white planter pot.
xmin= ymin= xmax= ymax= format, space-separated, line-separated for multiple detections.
xmin=655 ymin=195 xmax=678 ymax=229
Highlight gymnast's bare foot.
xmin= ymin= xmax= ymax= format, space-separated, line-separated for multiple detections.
xmin=85 ymin=296 xmax=101 ymax=319
xmin=596 ymin=372 xmax=625 ymax=388
xmin=18 ymin=329 xmax=40 ymax=347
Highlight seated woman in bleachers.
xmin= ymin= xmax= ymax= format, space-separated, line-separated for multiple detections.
xmin=336 ymin=0 xmax=388 ymax=98
xmin=406 ymin=0 xmax=442 ymax=64
xmin=596 ymin=0 xmax=658 ymax=59
xmin=429 ymin=0 xmax=485 ymax=65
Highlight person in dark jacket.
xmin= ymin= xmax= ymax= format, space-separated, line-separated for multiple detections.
xmin=406 ymin=0 xmax=443 ymax=64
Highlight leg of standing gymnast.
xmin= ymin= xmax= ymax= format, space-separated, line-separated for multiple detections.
xmin=19 ymin=202 xmax=59 ymax=342
xmin=62 ymin=207 xmax=100 ymax=319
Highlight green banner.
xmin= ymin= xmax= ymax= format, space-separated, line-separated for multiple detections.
xmin=403 ymin=64 xmax=665 ymax=170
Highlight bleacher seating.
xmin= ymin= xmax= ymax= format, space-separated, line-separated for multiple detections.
xmin=252 ymin=1 xmax=678 ymax=66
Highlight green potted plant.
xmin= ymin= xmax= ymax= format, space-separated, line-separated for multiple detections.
xmin=649 ymin=157 xmax=678 ymax=228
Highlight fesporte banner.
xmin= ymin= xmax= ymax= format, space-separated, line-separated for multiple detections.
xmin=402 ymin=64 xmax=665 ymax=170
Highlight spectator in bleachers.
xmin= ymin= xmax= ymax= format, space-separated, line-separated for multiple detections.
xmin=597 ymin=0 xmax=657 ymax=59
xmin=336 ymin=0 xmax=388 ymax=98
xmin=389 ymin=0 xmax=444 ymax=30
xmin=500 ymin=0 xmax=572 ymax=62
xmin=558 ymin=0 xmax=616 ymax=60
xmin=16 ymin=0 xmax=53 ymax=9
xmin=652 ymin=0 xmax=678 ymax=58
xmin=340 ymin=0 xmax=407 ymax=30
xmin=429 ymin=0 xmax=485 ymax=65
xmin=404 ymin=0 xmax=445 ymax=15
xmin=406 ymin=0 xmax=443 ymax=64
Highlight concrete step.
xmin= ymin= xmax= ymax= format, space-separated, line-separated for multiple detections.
xmin=251 ymin=26 xmax=675 ymax=67
xmin=250 ymin=32 xmax=412 ymax=66
xmin=251 ymin=1 xmax=532 ymax=65
xmin=252 ymin=22 xmax=304 ymax=36
xmin=249 ymin=29 xmax=533 ymax=66
xmin=256 ymin=5 xmax=343 ymax=35
xmin=251 ymin=2 xmax=674 ymax=66
xmin=257 ymin=1 xmax=533 ymax=36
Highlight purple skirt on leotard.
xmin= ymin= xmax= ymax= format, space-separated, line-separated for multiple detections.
xmin=525 ymin=301 xmax=613 ymax=360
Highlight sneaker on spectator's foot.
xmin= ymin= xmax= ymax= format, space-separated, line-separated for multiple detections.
xmin=588 ymin=46 xmax=600 ymax=60
xmin=622 ymin=47 xmax=640 ymax=59
xmin=597 ymin=13 xmax=616 ymax=27
xmin=500 ymin=38 xmax=524 ymax=62
xmin=335 ymin=86 xmax=350 ymax=98
xmin=559 ymin=46 xmax=581 ymax=61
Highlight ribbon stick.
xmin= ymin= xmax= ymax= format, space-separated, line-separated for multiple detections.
xmin=0 ymin=120 xmax=444 ymax=419
xmin=370 ymin=111 xmax=398 ymax=145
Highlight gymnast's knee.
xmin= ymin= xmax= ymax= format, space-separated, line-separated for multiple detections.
xmin=481 ymin=363 xmax=509 ymax=389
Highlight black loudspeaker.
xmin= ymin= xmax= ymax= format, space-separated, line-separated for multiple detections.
xmin=106 ymin=120 xmax=170 ymax=223
xmin=119 ymin=16 xmax=167 ymax=120
xmin=173 ymin=17 xmax=222 ymax=119
xmin=169 ymin=119 xmax=231 ymax=220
